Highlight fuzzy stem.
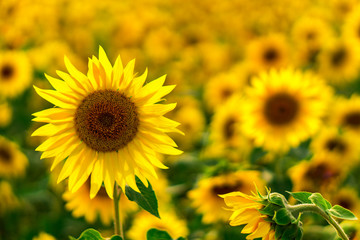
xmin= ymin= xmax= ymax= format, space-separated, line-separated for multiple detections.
xmin=113 ymin=183 xmax=124 ymax=239
xmin=287 ymin=203 xmax=349 ymax=240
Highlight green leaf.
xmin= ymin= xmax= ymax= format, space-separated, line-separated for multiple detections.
xmin=125 ymin=176 xmax=160 ymax=218
xmin=250 ymin=147 xmax=267 ymax=164
xmin=328 ymin=205 xmax=358 ymax=220
xmin=273 ymin=208 xmax=292 ymax=225
xmin=259 ymin=203 xmax=280 ymax=216
xmin=287 ymin=191 xmax=312 ymax=204
xmin=309 ymin=193 xmax=331 ymax=211
xmin=75 ymin=229 xmax=103 ymax=240
xmin=269 ymin=193 xmax=285 ymax=207
xmin=176 ymin=238 xmax=186 ymax=240
xmin=110 ymin=236 xmax=123 ymax=240
xmin=295 ymin=227 xmax=303 ymax=240
xmin=69 ymin=237 xmax=76 ymax=240
xmin=147 ymin=228 xmax=172 ymax=240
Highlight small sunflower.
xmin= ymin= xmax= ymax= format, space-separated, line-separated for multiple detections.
xmin=317 ymin=38 xmax=360 ymax=85
xmin=0 ymin=50 xmax=32 ymax=98
xmin=0 ymin=136 xmax=28 ymax=178
xmin=63 ymin=180 xmax=137 ymax=225
xmin=330 ymin=187 xmax=360 ymax=218
xmin=311 ymin=126 xmax=360 ymax=166
xmin=188 ymin=171 xmax=265 ymax=224
xmin=32 ymin=46 xmax=182 ymax=198
xmin=242 ymin=69 xmax=332 ymax=152
xmin=0 ymin=101 xmax=12 ymax=127
xmin=331 ymin=94 xmax=360 ymax=135
xmin=0 ymin=181 xmax=19 ymax=215
xmin=288 ymin=158 xmax=345 ymax=194
xmin=220 ymin=191 xmax=275 ymax=240
xmin=246 ymin=34 xmax=290 ymax=73
xmin=127 ymin=209 xmax=188 ymax=240
xmin=32 ymin=232 xmax=56 ymax=240
xmin=343 ymin=5 xmax=360 ymax=44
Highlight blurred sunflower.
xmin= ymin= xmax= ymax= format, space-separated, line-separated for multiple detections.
xmin=0 ymin=50 xmax=32 ymax=98
xmin=330 ymin=187 xmax=360 ymax=218
xmin=288 ymin=158 xmax=345 ymax=193
xmin=343 ymin=6 xmax=360 ymax=44
xmin=331 ymin=95 xmax=360 ymax=135
xmin=311 ymin=126 xmax=360 ymax=166
xmin=330 ymin=0 xmax=358 ymax=20
xmin=0 ymin=101 xmax=12 ymax=127
xmin=246 ymin=34 xmax=290 ymax=73
xmin=242 ymin=69 xmax=332 ymax=152
xmin=63 ymin=180 xmax=137 ymax=225
xmin=32 ymin=46 xmax=182 ymax=198
xmin=0 ymin=180 xmax=19 ymax=215
xmin=0 ymin=136 xmax=28 ymax=178
xmin=32 ymin=232 xmax=56 ymax=240
xmin=318 ymin=38 xmax=360 ymax=85
xmin=127 ymin=210 xmax=188 ymax=240
xmin=204 ymin=72 xmax=243 ymax=111
xmin=188 ymin=171 xmax=265 ymax=224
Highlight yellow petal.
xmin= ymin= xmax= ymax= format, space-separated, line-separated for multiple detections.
xmin=34 ymin=86 xmax=77 ymax=109
xmin=31 ymin=123 xmax=72 ymax=137
xmin=90 ymin=157 xmax=104 ymax=199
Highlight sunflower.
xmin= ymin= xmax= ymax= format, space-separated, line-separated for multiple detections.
xmin=242 ymin=69 xmax=332 ymax=152
xmin=330 ymin=95 xmax=360 ymax=135
xmin=317 ymin=38 xmax=360 ymax=85
xmin=0 ymin=50 xmax=32 ymax=98
xmin=343 ymin=5 xmax=360 ymax=44
xmin=288 ymin=158 xmax=345 ymax=194
xmin=246 ymin=34 xmax=290 ymax=73
xmin=188 ymin=171 xmax=265 ymax=224
xmin=330 ymin=187 xmax=360 ymax=218
xmin=0 ymin=101 xmax=12 ymax=127
xmin=32 ymin=232 xmax=56 ymax=240
xmin=0 ymin=136 xmax=28 ymax=178
xmin=220 ymin=191 xmax=275 ymax=240
xmin=0 ymin=181 xmax=19 ymax=215
xmin=311 ymin=126 xmax=360 ymax=167
xmin=330 ymin=0 xmax=358 ymax=20
xmin=32 ymin=46 xmax=182 ymax=198
xmin=207 ymin=95 xmax=252 ymax=161
xmin=63 ymin=179 xmax=137 ymax=225
xmin=127 ymin=209 xmax=188 ymax=240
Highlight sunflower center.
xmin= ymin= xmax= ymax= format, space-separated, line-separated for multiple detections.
xmin=264 ymin=93 xmax=299 ymax=125
xmin=263 ymin=47 xmax=279 ymax=63
xmin=0 ymin=147 xmax=11 ymax=163
xmin=325 ymin=138 xmax=347 ymax=153
xmin=306 ymin=31 xmax=316 ymax=41
xmin=305 ymin=163 xmax=339 ymax=186
xmin=338 ymin=198 xmax=353 ymax=210
xmin=75 ymin=90 xmax=139 ymax=152
xmin=343 ymin=112 xmax=360 ymax=128
xmin=1 ymin=64 xmax=14 ymax=81
xmin=331 ymin=48 xmax=347 ymax=66
xmin=212 ymin=182 xmax=243 ymax=196
xmin=221 ymin=88 xmax=233 ymax=100
xmin=223 ymin=117 xmax=236 ymax=140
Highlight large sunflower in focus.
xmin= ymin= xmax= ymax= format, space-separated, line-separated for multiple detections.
xmin=32 ymin=47 xmax=182 ymax=198
xmin=242 ymin=69 xmax=332 ymax=152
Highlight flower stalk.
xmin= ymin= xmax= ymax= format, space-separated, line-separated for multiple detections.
xmin=286 ymin=203 xmax=349 ymax=240
xmin=113 ymin=183 xmax=124 ymax=239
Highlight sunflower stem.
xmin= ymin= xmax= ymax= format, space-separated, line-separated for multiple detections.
xmin=287 ymin=203 xmax=349 ymax=240
xmin=113 ymin=183 xmax=124 ymax=239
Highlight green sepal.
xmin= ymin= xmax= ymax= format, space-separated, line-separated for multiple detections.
xmin=110 ymin=236 xmax=123 ymax=240
xmin=259 ymin=203 xmax=280 ymax=216
xmin=268 ymin=193 xmax=285 ymax=207
xmin=295 ymin=226 xmax=303 ymax=240
xmin=287 ymin=191 xmax=312 ymax=204
xmin=72 ymin=228 xmax=104 ymax=240
xmin=309 ymin=193 xmax=331 ymax=211
xmin=281 ymin=224 xmax=299 ymax=240
xmin=274 ymin=225 xmax=285 ymax=240
xmin=328 ymin=205 xmax=358 ymax=220
xmin=125 ymin=176 xmax=160 ymax=218
xmin=273 ymin=208 xmax=292 ymax=225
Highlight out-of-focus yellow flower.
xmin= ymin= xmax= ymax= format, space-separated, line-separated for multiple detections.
xmin=330 ymin=94 xmax=360 ymax=135
xmin=0 ymin=181 xmax=19 ymax=215
xmin=330 ymin=187 xmax=360 ymax=219
xmin=318 ymin=38 xmax=360 ymax=85
xmin=63 ymin=180 xmax=137 ymax=225
xmin=288 ymin=158 xmax=346 ymax=194
xmin=242 ymin=69 xmax=332 ymax=152
xmin=32 ymin=232 xmax=56 ymax=240
xmin=0 ymin=101 xmax=12 ymax=127
xmin=246 ymin=34 xmax=290 ymax=73
xmin=127 ymin=209 xmax=188 ymax=240
xmin=220 ymin=191 xmax=275 ymax=240
xmin=311 ymin=126 xmax=360 ymax=167
xmin=0 ymin=50 xmax=32 ymax=98
xmin=0 ymin=136 xmax=28 ymax=178
xmin=330 ymin=0 xmax=359 ymax=20
xmin=343 ymin=5 xmax=360 ymax=44
xmin=188 ymin=171 xmax=265 ymax=224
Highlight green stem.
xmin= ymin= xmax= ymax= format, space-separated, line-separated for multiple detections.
xmin=113 ymin=183 xmax=124 ymax=239
xmin=287 ymin=204 xmax=349 ymax=240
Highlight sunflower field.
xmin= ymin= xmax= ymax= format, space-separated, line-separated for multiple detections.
xmin=2 ymin=0 xmax=360 ymax=239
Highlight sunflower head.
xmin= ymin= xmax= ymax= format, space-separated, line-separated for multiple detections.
xmin=32 ymin=46 xmax=182 ymax=199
